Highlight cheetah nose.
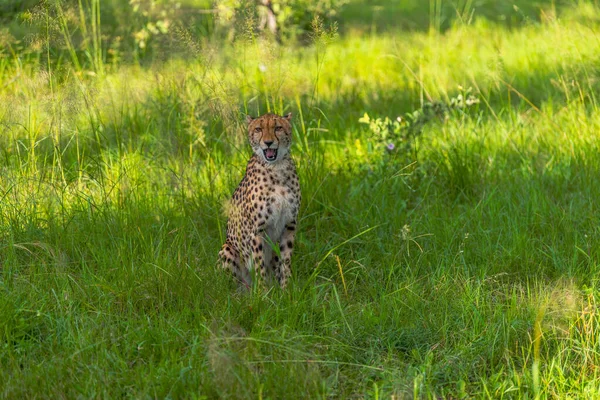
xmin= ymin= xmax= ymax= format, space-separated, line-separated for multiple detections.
xmin=264 ymin=140 xmax=274 ymax=147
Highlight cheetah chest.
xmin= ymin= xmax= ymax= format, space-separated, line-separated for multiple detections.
xmin=264 ymin=186 xmax=296 ymax=242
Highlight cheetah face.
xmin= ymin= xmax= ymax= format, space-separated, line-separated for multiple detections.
xmin=246 ymin=112 xmax=293 ymax=164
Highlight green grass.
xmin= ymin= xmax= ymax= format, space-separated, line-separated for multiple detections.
xmin=2 ymin=1 xmax=600 ymax=398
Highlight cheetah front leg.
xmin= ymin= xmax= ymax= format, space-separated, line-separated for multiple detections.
xmin=250 ymin=234 xmax=268 ymax=283
xmin=276 ymin=221 xmax=296 ymax=288
xmin=219 ymin=243 xmax=251 ymax=287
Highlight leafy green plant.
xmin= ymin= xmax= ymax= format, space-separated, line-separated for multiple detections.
xmin=359 ymin=87 xmax=480 ymax=154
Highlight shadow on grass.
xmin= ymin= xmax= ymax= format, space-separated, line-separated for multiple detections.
xmin=3 ymin=134 xmax=595 ymax=397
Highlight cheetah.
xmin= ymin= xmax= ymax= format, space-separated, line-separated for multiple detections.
xmin=218 ymin=112 xmax=301 ymax=288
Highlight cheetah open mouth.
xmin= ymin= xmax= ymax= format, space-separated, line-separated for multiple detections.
xmin=263 ymin=148 xmax=278 ymax=161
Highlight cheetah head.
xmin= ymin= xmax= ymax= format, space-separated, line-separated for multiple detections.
xmin=246 ymin=112 xmax=293 ymax=164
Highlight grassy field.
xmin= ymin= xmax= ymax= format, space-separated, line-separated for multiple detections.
xmin=1 ymin=0 xmax=600 ymax=398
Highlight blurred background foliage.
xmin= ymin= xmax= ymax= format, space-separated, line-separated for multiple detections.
xmin=0 ymin=0 xmax=578 ymax=69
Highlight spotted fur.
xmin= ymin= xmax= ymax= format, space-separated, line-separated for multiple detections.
xmin=218 ymin=112 xmax=301 ymax=288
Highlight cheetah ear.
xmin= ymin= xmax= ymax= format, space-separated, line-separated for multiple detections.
xmin=284 ymin=112 xmax=292 ymax=121
xmin=245 ymin=114 xmax=254 ymax=124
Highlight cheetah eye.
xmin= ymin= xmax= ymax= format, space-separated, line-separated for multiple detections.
xmin=275 ymin=126 xmax=283 ymax=132
xmin=254 ymin=127 xmax=262 ymax=133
